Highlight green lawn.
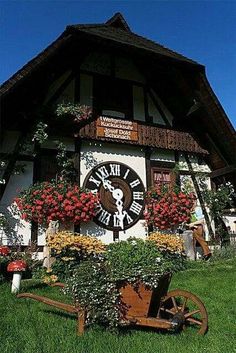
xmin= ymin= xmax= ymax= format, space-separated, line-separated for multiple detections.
xmin=1 ymin=259 xmax=236 ymax=353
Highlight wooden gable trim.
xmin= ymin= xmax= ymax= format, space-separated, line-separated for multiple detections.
xmin=105 ymin=13 xmax=131 ymax=32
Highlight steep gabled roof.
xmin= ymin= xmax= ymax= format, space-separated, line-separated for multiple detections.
xmin=105 ymin=12 xmax=131 ymax=31
xmin=0 ymin=13 xmax=203 ymax=98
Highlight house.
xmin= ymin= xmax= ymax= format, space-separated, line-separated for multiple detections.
xmin=0 ymin=13 xmax=235 ymax=251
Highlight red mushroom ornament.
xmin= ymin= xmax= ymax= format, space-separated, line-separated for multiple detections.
xmin=0 ymin=246 xmax=10 ymax=256
xmin=7 ymin=260 xmax=27 ymax=293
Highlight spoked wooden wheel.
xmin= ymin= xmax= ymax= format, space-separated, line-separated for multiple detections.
xmin=159 ymin=289 xmax=208 ymax=335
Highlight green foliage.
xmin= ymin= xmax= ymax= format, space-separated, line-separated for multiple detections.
xmin=55 ymin=141 xmax=77 ymax=180
xmin=65 ymin=237 xmax=186 ymax=328
xmin=65 ymin=259 xmax=120 ymax=328
xmin=0 ymin=255 xmax=10 ymax=282
xmin=1 ymin=258 xmax=236 ymax=353
xmin=0 ymin=212 xmax=8 ymax=230
xmin=55 ymin=102 xmax=92 ymax=123
xmin=31 ymin=264 xmax=48 ymax=280
xmin=106 ymin=237 xmax=185 ymax=287
xmin=210 ymin=243 xmax=236 ymax=261
xmin=200 ymin=181 xmax=234 ymax=220
xmin=32 ymin=122 xmax=48 ymax=144
xmin=199 ymin=179 xmax=235 ymax=241
xmin=50 ymin=258 xmax=80 ymax=282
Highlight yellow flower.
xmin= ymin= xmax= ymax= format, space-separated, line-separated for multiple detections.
xmin=47 ymin=231 xmax=106 ymax=255
xmin=147 ymin=232 xmax=184 ymax=254
xmin=43 ymin=274 xmax=58 ymax=284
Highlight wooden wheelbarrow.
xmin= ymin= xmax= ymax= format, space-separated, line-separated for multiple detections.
xmin=17 ymin=274 xmax=208 ymax=335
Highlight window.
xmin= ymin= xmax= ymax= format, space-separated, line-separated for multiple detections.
xmin=94 ymin=76 xmax=132 ymax=119
xmin=151 ymin=168 xmax=174 ymax=188
xmin=39 ymin=154 xmax=58 ymax=182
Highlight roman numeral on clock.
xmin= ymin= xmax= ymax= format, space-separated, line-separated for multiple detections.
xmin=125 ymin=212 xmax=133 ymax=224
xmin=123 ymin=168 xmax=130 ymax=179
xmin=109 ymin=163 xmax=120 ymax=176
xmin=130 ymin=179 xmax=141 ymax=188
xmin=89 ymin=175 xmax=101 ymax=187
xmin=96 ymin=166 xmax=109 ymax=180
xmin=113 ymin=214 xmax=121 ymax=227
xmin=133 ymin=191 xmax=144 ymax=200
xmin=129 ymin=201 xmax=143 ymax=215
xmin=98 ymin=209 xmax=111 ymax=226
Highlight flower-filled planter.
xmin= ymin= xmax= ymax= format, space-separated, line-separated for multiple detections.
xmin=55 ymin=102 xmax=92 ymax=124
xmin=14 ymin=179 xmax=98 ymax=225
xmin=55 ymin=103 xmax=93 ymax=134
xmin=144 ymin=186 xmax=196 ymax=230
xmin=64 ymin=236 xmax=186 ymax=328
xmin=45 ymin=230 xmax=106 ymax=281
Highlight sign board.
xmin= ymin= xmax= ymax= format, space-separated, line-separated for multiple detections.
xmin=96 ymin=116 xmax=138 ymax=142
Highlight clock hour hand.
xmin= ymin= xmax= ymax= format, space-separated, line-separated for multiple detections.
xmin=101 ymin=179 xmax=125 ymax=229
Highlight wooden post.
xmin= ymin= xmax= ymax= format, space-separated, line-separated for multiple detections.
xmin=77 ymin=309 xmax=86 ymax=336
xmin=43 ymin=220 xmax=59 ymax=270
xmin=113 ymin=229 xmax=119 ymax=242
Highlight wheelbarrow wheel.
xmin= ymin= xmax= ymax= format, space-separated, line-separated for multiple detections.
xmin=158 ymin=289 xmax=208 ymax=335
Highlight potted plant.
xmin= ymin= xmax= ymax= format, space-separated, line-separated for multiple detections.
xmin=64 ymin=236 xmax=186 ymax=328
xmin=14 ymin=179 xmax=98 ymax=226
xmin=55 ymin=102 xmax=92 ymax=133
xmin=144 ymin=185 xmax=196 ymax=231
xmin=46 ymin=230 xmax=106 ymax=281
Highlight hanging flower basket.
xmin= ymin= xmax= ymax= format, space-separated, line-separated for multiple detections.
xmin=14 ymin=179 xmax=98 ymax=225
xmin=55 ymin=103 xmax=92 ymax=125
xmin=144 ymin=186 xmax=196 ymax=230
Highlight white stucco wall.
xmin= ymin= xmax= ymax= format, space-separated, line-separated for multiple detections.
xmin=79 ymin=141 xmax=148 ymax=243
xmin=0 ymin=161 xmax=33 ymax=246
xmin=222 ymin=212 xmax=236 ymax=233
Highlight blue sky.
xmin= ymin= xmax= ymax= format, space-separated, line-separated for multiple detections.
xmin=1 ymin=0 xmax=235 ymax=128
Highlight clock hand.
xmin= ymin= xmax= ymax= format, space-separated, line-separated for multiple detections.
xmin=101 ymin=179 xmax=126 ymax=229
xmin=102 ymin=179 xmax=114 ymax=193
xmin=112 ymin=189 xmax=126 ymax=229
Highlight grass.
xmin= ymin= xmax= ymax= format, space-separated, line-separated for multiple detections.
xmin=0 ymin=258 xmax=236 ymax=353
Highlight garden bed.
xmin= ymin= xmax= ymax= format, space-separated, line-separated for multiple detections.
xmin=1 ymin=258 xmax=235 ymax=353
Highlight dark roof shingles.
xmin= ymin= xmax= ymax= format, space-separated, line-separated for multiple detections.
xmin=0 ymin=20 xmax=202 ymax=97
xmin=71 ymin=24 xmax=202 ymax=66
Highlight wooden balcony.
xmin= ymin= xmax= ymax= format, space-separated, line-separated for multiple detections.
xmin=79 ymin=117 xmax=208 ymax=155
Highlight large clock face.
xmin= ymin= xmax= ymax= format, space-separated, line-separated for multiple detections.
xmin=83 ymin=162 xmax=145 ymax=230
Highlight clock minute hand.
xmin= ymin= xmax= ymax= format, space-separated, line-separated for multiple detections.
xmin=102 ymin=179 xmax=114 ymax=193
xmin=112 ymin=188 xmax=126 ymax=229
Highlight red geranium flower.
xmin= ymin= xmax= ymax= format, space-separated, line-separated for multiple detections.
xmin=14 ymin=179 xmax=98 ymax=226
xmin=144 ymin=185 xmax=196 ymax=230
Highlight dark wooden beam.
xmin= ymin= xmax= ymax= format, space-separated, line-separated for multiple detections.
xmin=0 ymin=130 xmax=28 ymax=201
xmin=184 ymin=153 xmax=214 ymax=239
xmin=210 ymin=164 xmax=236 ymax=179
